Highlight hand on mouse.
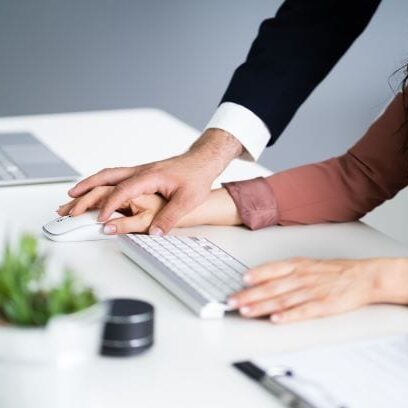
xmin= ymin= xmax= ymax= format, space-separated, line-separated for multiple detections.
xmin=58 ymin=185 xmax=242 ymax=235
xmin=66 ymin=129 xmax=244 ymax=236
xmin=58 ymin=186 xmax=168 ymax=234
xmin=228 ymin=257 xmax=408 ymax=324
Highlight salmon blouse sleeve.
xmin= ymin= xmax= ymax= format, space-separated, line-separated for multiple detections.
xmin=223 ymin=92 xmax=408 ymax=230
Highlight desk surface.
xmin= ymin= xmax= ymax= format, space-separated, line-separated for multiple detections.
xmin=1 ymin=109 xmax=408 ymax=408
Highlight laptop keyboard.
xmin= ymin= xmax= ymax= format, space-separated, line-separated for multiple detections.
xmin=0 ymin=149 xmax=26 ymax=180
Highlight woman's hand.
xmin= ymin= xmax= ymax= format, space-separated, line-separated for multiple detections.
xmin=228 ymin=257 xmax=408 ymax=324
xmin=58 ymin=186 xmax=167 ymax=234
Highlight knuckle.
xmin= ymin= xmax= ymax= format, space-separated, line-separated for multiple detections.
xmin=114 ymin=183 xmax=129 ymax=196
xmin=142 ymin=161 xmax=158 ymax=171
xmin=131 ymin=171 xmax=161 ymax=190
xmin=139 ymin=167 xmax=159 ymax=179
xmin=264 ymin=280 xmax=278 ymax=293
xmin=275 ymin=296 xmax=290 ymax=310
xmin=148 ymin=172 xmax=162 ymax=186
xmin=94 ymin=185 xmax=106 ymax=193
xmin=98 ymin=168 xmax=111 ymax=175
xmin=251 ymin=287 xmax=268 ymax=302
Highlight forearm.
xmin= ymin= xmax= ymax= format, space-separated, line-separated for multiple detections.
xmin=263 ymin=155 xmax=380 ymax=226
xmin=177 ymin=188 xmax=242 ymax=228
xmin=223 ymin=92 xmax=408 ymax=230
xmin=176 ymin=147 xmax=394 ymax=230
xmin=221 ymin=155 xmax=377 ymax=230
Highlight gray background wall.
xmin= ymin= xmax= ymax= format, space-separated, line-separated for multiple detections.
xmin=1 ymin=0 xmax=408 ymax=243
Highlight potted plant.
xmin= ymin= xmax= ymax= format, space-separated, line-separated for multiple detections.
xmin=0 ymin=234 xmax=106 ymax=408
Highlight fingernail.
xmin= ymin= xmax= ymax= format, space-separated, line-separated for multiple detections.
xmin=149 ymin=227 xmax=164 ymax=237
xmin=228 ymin=298 xmax=238 ymax=309
xmin=103 ymin=224 xmax=117 ymax=234
xmin=68 ymin=209 xmax=73 ymax=215
xmin=243 ymin=273 xmax=252 ymax=285
xmin=271 ymin=313 xmax=282 ymax=323
xmin=240 ymin=306 xmax=251 ymax=316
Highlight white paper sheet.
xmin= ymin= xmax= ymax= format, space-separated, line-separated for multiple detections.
xmin=254 ymin=334 xmax=408 ymax=408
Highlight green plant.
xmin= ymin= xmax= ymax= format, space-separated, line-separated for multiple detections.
xmin=0 ymin=234 xmax=97 ymax=327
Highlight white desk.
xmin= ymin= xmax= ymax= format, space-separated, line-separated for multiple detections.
xmin=1 ymin=109 xmax=408 ymax=408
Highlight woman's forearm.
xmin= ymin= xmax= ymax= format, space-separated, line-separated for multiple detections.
xmin=223 ymin=92 xmax=408 ymax=230
xmin=177 ymin=188 xmax=242 ymax=227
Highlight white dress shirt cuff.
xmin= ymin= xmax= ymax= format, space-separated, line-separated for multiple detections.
xmin=204 ymin=102 xmax=270 ymax=161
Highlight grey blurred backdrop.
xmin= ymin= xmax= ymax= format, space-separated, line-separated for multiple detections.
xmin=1 ymin=0 xmax=408 ymax=243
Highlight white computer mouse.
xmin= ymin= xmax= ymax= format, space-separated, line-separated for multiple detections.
xmin=42 ymin=210 xmax=123 ymax=242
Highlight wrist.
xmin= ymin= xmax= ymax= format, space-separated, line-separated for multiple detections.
xmin=177 ymin=188 xmax=242 ymax=228
xmin=368 ymin=258 xmax=408 ymax=304
xmin=188 ymin=128 xmax=244 ymax=176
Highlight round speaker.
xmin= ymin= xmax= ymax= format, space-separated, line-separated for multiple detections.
xmin=101 ymin=298 xmax=154 ymax=357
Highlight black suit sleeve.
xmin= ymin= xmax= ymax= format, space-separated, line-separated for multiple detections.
xmin=221 ymin=0 xmax=382 ymax=146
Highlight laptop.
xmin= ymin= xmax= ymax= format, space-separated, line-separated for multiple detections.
xmin=0 ymin=132 xmax=80 ymax=186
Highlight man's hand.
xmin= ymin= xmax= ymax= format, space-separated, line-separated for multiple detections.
xmin=66 ymin=129 xmax=243 ymax=235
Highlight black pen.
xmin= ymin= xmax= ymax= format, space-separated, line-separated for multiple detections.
xmin=233 ymin=361 xmax=318 ymax=408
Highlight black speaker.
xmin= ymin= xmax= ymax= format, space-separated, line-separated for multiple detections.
xmin=101 ymin=298 xmax=154 ymax=357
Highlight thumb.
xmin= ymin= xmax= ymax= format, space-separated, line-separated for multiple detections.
xmin=103 ymin=212 xmax=153 ymax=235
xmin=149 ymin=191 xmax=192 ymax=235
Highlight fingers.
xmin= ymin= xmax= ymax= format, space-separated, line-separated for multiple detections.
xmin=69 ymin=167 xmax=136 ymax=198
xmin=239 ymin=289 xmax=314 ymax=318
xmin=98 ymin=175 xmax=158 ymax=222
xmin=58 ymin=187 xmax=114 ymax=217
xmin=149 ymin=189 xmax=196 ymax=235
xmin=243 ymin=260 xmax=299 ymax=286
xmin=230 ymin=257 xmax=366 ymax=324
xmin=271 ymin=301 xmax=329 ymax=324
xmin=228 ymin=257 xmax=339 ymax=323
xmin=58 ymin=199 xmax=76 ymax=216
xmin=103 ymin=212 xmax=153 ymax=235
xmin=72 ymin=187 xmax=115 ymax=216
xmin=229 ymin=275 xmax=307 ymax=309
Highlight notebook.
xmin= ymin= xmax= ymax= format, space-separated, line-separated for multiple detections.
xmin=239 ymin=333 xmax=408 ymax=408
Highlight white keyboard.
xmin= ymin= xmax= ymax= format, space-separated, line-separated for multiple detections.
xmin=118 ymin=234 xmax=248 ymax=318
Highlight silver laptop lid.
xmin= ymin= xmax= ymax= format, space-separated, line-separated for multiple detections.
xmin=0 ymin=132 xmax=80 ymax=186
